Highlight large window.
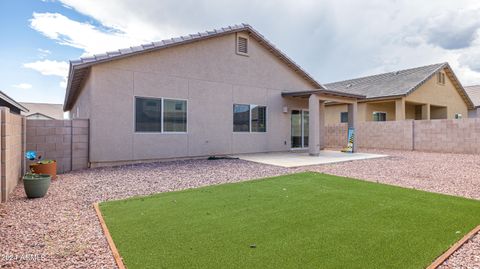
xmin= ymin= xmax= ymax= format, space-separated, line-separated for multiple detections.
xmin=373 ymin=111 xmax=387 ymax=122
xmin=233 ymin=104 xmax=267 ymax=132
xmin=135 ymin=97 xmax=187 ymax=133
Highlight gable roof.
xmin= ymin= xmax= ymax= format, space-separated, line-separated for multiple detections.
xmin=25 ymin=112 xmax=55 ymax=120
xmin=64 ymin=23 xmax=326 ymax=111
xmin=324 ymin=63 xmax=474 ymax=108
xmin=0 ymin=91 xmax=28 ymax=112
xmin=20 ymin=102 xmax=64 ymax=119
xmin=464 ymin=85 xmax=480 ymax=108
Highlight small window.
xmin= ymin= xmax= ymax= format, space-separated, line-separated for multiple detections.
xmin=233 ymin=104 xmax=250 ymax=132
xmin=135 ymin=97 xmax=162 ymax=132
xmin=236 ymin=35 xmax=248 ymax=55
xmin=455 ymin=113 xmax=463 ymax=119
xmin=233 ymin=104 xmax=267 ymax=132
xmin=340 ymin=112 xmax=349 ymax=123
xmin=373 ymin=112 xmax=387 ymax=122
xmin=437 ymin=72 xmax=445 ymax=85
xmin=163 ymin=99 xmax=187 ymax=132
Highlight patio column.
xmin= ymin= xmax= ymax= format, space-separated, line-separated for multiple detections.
xmin=347 ymin=102 xmax=358 ymax=152
xmin=421 ymin=104 xmax=430 ymax=120
xmin=309 ymin=94 xmax=321 ymax=156
xmin=395 ymin=98 xmax=406 ymax=121
xmin=319 ymin=101 xmax=326 ymax=150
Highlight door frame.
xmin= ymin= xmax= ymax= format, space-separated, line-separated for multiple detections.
xmin=290 ymin=109 xmax=309 ymax=149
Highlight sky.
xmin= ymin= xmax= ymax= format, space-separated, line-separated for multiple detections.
xmin=2 ymin=0 xmax=480 ymax=105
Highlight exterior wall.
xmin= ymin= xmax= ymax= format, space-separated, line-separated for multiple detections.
xmin=406 ymin=69 xmax=468 ymax=119
xmin=364 ymin=101 xmax=396 ymax=121
xmin=325 ymin=118 xmax=480 ymax=154
xmin=26 ymin=119 xmax=89 ymax=173
xmin=70 ymin=73 xmax=92 ymax=119
xmin=325 ymin=104 xmax=347 ymax=124
xmin=81 ymin=31 xmax=316 ymax=166
xmin=0 ymin=108 xmax=25 ymax=202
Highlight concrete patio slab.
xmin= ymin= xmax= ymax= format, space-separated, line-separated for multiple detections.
xmin=232 ymin=150 xmax=387 ymax=167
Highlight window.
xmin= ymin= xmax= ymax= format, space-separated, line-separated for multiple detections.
xmin=233 ymin=104 xmax=250 ymax=132
xmin=236 ymin=34 xmax=249 ymax=55
xmin=163 ymin=99 xmax=187 ymax=132
xmin=437 ymin=72 xmax=445 ymax=85
xmin=373 ymin=112 xmax=387 ymax=121
xmin=233 ymin=104 xmax=267 ymax=132
xmin=251 ymin=105 xmax=266 ymax=132
xmin=455 ymin=113 xmax=463 ymax=119
xmin=135 ymin=97 xmax=187 ymax=133
xmin=340 ymin=112 xmax=349 ymax=123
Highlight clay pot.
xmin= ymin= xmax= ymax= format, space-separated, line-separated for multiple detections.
xmin=23 ymin=174 xmax=51 ymax=198
xmin=30 ymin=161 xmax=57 ymax=179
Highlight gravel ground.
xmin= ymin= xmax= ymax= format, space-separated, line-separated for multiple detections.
xmin=0 ymin=150 xmax=479 ymax=268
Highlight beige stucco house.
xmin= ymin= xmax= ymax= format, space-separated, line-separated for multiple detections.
xmin=64 ymin=24 xmax=363 ymax=167
xmin=323 ymin=63 xmax=474 ymax=124
xmin=464 ymin=85 xmax=480 ymax=118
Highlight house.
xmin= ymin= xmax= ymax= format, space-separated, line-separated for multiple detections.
xmin=20 ymin=102 xmax=64 ymax=120
xmin=0 ymin=91 xmax=28 ymax=114
xmin=64 ymin=24 xmax=364 ymax=167
xmin=323 ymin=63 xmax=474 ymax=124
xmin=464 ymin=85 xmax=480 ymax=118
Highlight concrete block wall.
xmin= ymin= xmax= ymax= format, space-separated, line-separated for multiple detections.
xmin=0 ymin=108 xmax=25 ymax=202
xmin=325 ymin=118 xmax=480 ymax=154
xmin=26 ymin=119 xmax=89 ymax=174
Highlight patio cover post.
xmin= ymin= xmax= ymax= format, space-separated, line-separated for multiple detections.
xmin=347 ymin=102 xmax=358 ymax=153
xmin=309 ymin=94 xmax=321 ymax=156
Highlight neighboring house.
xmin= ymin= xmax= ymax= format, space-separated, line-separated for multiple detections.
xmin=20 ymin=102 xmax=64 ymax=120
xmin=323 ymin=63 xmax=474 ymax=124
xmin=464 ymin=85 xmax=480 ymax=118
xmin=0 ymin=91 xmax=28 ymax=114
xmin=64 ymin=24 xmax=363 ymax=167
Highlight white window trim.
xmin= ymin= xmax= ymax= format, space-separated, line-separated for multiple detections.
xmin=233 ymin=104 xmax=267 ymax=133
xmin=372 ymin=111 xmax=387 ymax=121
xmin=134 ymin=96 xmax=188 ymax=134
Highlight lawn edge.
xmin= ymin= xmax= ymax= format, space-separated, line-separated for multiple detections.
xmin=93 ymin=203 xmax=126 ymax=269
xmin=427 ymin=224 xmax=480 ymax=269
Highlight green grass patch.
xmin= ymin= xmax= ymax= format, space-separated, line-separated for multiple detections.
xmin=99 ymin=172 xmax=480 ymax=269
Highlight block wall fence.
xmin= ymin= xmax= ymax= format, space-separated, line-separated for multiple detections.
xmin=26 ymin=119 xmax=89 ymax=174
xmin=325 ymin=118 xmax=480 ymax=154
xmin=0 ymin=108 xmax=25 ymax=202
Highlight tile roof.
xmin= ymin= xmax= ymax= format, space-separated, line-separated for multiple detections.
xmin=325 ymin=63 xmax=446 ymax=98
xmin=64 ymin=24 xmax=326 ymax=110
xmin=464 ymin=85 xmax=480 ymax=108
xmin=324 ymin=62 xmax=474 ymax=108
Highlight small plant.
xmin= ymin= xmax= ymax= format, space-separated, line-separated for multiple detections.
xmin=25 ymin=150 xmax=57 ymax=179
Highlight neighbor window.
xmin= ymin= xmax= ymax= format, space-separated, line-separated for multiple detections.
xmin=233 ymin=104 xmax=267 ymax=132
xmin=437 ymin=72 xmax=445 ymax=85
xmin=340 ymin=112 xmax=349 ymax=123
xmin=373 ymin=112 xmax=387 ymax=122
xmin=455 ymin=113 xmax=463 ymax=119
xmin=135 ymin=97 xmax=187 ymax=133
xmin=163 ymin=99 xmax=187 ymax=132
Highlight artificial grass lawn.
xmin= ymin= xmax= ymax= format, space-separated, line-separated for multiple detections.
xmin=99 ymin=172 xmax=480 ymax=269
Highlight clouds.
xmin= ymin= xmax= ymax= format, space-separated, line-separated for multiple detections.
xmin=23 ymin=60 xmax=69 ymax=77
xmin=12 ymin=83 xmax=32 ymax=89
xmin=26 ymin=0 xmax=480 ymax=86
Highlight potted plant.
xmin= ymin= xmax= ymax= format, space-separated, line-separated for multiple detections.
xmin=23 ymin=172 xmax=51 ymax=198
xmin=28 ymin=152 xmax=57 ymax=180
xmin=23 ymin=151 xmax=51 ymax=199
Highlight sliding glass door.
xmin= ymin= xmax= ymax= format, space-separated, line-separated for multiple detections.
xmin=291 ymin=110 xmax=309 ymax=148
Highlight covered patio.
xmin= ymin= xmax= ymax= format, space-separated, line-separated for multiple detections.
xmin=282 ymin=89 xmax=365 ymax=155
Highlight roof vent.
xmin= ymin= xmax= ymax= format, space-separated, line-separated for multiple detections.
xmin=346 ymin=84 xmax=352 ymax=88
xmin=394 ymin=71 xmax=400 ymax=75
xmin=236 ymin=35 xmax=249 ymax=55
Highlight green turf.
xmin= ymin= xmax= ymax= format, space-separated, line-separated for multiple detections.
xmin=99 ymin=172 xmax=480 ymax=269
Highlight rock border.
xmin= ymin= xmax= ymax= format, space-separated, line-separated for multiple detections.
xmin=93 ymin=203 xmax=126 ymax=269
xmin=427 ymin=225 xmax=480 ymax=269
